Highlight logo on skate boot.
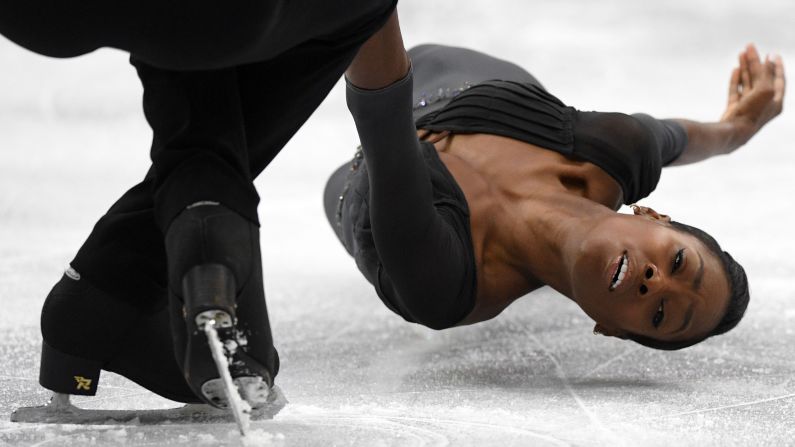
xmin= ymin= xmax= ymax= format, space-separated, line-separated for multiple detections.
xmin=74 ymin=376 xmax=92 ymax=391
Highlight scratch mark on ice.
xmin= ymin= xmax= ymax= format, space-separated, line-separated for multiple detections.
xmin=649 ymin=392 xmax=795 ymax=419
xmin=383 ymin=415 xmax=570 ymax=446
xmin=526 ymin=332 xmax=625 ymax=446
xmin=580 ymin=346 xmax=641 ymax=379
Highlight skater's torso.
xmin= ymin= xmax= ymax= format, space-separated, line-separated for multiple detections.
xmin=406 ymin=77 xmax=674 ymax=326
xmin=429 ymin=132 xmax=623 ymax=324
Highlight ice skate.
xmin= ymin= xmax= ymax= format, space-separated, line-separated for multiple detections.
xmin=14 ymin=265 xmax=286 ymax=427
xmin=166 ymin=202 xmax=281 ymax=431
xmin=35 ymin=268 xmax=143 ymax=399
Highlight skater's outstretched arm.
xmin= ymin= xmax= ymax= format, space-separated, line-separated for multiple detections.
xmin=666 ymin=44 xmax=785 ymax=166
xmin=344 ymin=12 xmax=474 ymax=328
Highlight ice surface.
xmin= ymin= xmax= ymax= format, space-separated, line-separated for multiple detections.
xmin=0 ymin=0 xmax=793 ymax=445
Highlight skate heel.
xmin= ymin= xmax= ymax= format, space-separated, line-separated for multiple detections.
xmin=181 ymin=263 xmax=242 ymax=408
xmin=182 ymin=264 xmax=274 ymax=411
xmin=39 ymin=342 xmax=102 ymax=396
xmin=182 ymin=264 xmax=237 ymax=323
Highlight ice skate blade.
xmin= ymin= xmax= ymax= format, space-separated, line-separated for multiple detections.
xmin=11 ymin=402 xmax=237 ymax=425
xmin=202 ymin=319 xmax=251 ymax=436
xmin=10 ymin=390 xmax=286 ymax=425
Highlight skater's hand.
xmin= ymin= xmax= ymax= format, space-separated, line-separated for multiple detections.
xmin=720 ymin=43 xmax=785 ymax=146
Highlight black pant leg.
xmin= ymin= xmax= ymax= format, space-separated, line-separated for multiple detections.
xmin=237 ymin=39 xmax=365 ymax=175
xmin=0 ymin=0 xmax=396 ymax=70
xmin=70 ymin=35 xmax=367 ymax=304
xmin=71 ymin=173 xmax=166 ymax=311
xmin=44 ymin=9 xmax=390 ymax=397
xmin=67 ymin=36 xmax=371 ymax=314
xmin=131 ymin=61 xmax=259 ymax=230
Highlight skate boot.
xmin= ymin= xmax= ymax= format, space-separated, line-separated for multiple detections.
xmin=38 ymin=267 xmax=140 ymax=398
xmin=165 ymin=202 xmax=279 ymax=413
xmin=33 ymin=267 xmax=204 ymax=402
xmin=14 ymin=269 xmax=149 ymax=423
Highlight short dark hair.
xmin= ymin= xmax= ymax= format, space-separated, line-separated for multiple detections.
xmin=624 ymin=221 xmax=750 ymax=351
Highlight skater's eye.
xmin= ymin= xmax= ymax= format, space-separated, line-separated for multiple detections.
xmin=671 ymin=248 xmax=685 ymax=273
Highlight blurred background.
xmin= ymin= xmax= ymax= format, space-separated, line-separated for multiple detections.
xmin=0 ymin=0 xmax=792 ymax=445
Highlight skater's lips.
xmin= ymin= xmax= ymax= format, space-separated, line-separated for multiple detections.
xmin=607 ymin=251 xmax=631 ymax=292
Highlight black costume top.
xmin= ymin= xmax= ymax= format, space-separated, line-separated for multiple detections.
xmin=415 ymin=81 xmax=686 ymax=204
xmin=340 ymin=45 xmax=687 ymax=330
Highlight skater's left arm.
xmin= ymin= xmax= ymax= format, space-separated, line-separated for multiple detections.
xmin=344 ymin=11 xmax=473 ymax=328
xmin=666 ymin=44 xmax=785 ymax=166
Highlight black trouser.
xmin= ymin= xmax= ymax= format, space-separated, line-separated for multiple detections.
xmin=4 ymin=0 xmax=396 ymax=400
xmin=0 ymin=0 xmax=395 ymax=70
xmin=1 ymin=0 xmax=395 ymax=231
xmin=72 ymin=37 xmax=391 ymax=304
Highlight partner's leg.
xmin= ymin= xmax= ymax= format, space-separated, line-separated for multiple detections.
xmin=0 ymin=0 xmax=395 ymax=70
xmin=141 ymin=33 xmax=379 ymax=403
xmin=237 ymin=38 xmax=379 ymax=176
xmin=35 ymin=9 xmax=392 ymax=403
xmin=132 ymin=63 xmax=279 ymax=407
xmin=71 ymin=174 xmax=165 ymax=310
xmin=132 ymin=61 xmax=259 ymax=230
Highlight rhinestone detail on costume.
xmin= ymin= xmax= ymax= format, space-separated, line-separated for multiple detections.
xmin=413 ymin=82 xmax=473 ymax=110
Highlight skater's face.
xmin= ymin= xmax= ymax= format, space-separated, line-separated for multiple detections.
xmin=567 ymin=209 xmax=730 ymax=345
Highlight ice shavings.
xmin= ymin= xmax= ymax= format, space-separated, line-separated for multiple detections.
xmin=241 ymin=429 xmax=285 ymax=446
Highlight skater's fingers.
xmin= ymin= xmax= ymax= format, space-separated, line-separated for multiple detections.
xmin=765 ymin=54 xmax=776 ymax=78
xmin=739 ymin=51 xmax=752 ymax=91
xmin=746 ymin=43 xmax=763 ymax=74
xmin=728 ymin=67 xmax=741 ymax=105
